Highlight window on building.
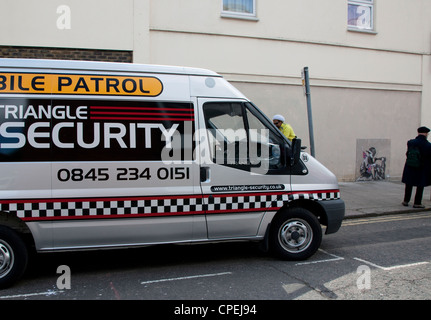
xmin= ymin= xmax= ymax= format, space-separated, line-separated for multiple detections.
xmin=348 ymin=0 xmax=374 ymax=31
xmin=222 ymin=0 xmax=257 ymax=20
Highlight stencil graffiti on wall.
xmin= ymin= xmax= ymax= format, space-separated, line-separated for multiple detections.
xmin=356 ymin=139 xmax=390 ymax=181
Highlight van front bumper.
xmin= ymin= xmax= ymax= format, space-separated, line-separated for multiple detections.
xmin=320 ymin=199 xmax=345 ymax=234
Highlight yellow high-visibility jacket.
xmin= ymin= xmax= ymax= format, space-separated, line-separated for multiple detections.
xmin=280 ymin=123 xmax=296 ymax=141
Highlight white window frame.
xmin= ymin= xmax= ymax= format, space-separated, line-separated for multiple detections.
xmin=221 ymin=0 xmax=258 ymax=21
xmin=348 ymin=0 xmax=375 ymax=33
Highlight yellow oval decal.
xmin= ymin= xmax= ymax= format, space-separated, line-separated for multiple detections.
xmin=0 ymin=73 xmax=163 ymax=96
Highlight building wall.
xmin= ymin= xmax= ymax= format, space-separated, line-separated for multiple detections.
xmin=232 ymin=81 xmax=421 ymax=180
xmin=0 ymin=0 xmax=134 ymax=50
xmin=147 ymin=0 xmax=428 ymax=180
xmin=0 ymin=0 xmax=430 ymax=181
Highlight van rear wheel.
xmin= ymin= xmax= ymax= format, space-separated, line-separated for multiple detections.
xmin=269 ymin=208 xmax=322 ymax=261
xmin=0 ymin=226 xmax=28 ymax=289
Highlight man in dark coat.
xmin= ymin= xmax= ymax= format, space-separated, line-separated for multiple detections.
xmin=402 ymin=126 xmax=431 ymax=208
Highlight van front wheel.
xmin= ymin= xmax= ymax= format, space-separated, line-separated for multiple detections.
xmin=269 ymin=208 xmax=322 ymax=261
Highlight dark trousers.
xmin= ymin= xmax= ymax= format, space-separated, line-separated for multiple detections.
xmin=404 ymin=184 xmax=424 ymax=205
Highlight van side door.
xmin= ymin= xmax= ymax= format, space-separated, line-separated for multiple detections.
xmin=43 ymin=99 xmax=206 ymax=250
xmin=197 ymin=98 xmax=290 ymax=239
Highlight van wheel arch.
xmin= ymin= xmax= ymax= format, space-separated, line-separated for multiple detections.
xmin=268 ymin=206 xmax=322 ymax=261
xmin=288 ymin=200 xmax=328 ymax=226
xmin=0 ymin=212 xmax=36 ymax=254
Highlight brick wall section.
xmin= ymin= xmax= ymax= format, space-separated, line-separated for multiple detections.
xmin=0 ymin=46 xmax=133 ymax=63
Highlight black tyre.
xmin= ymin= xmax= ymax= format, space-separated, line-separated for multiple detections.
xmin=0 ymin=226 xmax=29 ymax=289
xmin=269 ymin=207 xmax=322 ymax=261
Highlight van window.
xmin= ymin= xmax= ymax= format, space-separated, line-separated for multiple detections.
xmin=203 ymin=102 xmax=284 ymax=172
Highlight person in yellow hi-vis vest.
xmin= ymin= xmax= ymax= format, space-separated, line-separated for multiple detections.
xmin=272 ymin=114 xmax=296 ymax=141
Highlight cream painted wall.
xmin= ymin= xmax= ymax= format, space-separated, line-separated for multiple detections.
xmin=149 ymin=0 xmax=427 ymax=53
xmin=149 ymin=30 xmax=423 ymax=86
xmin=0 ymin=0 xmax=134 ymax=50
xmin=146 ymin=0 xmax=429 ymax=180
xmin=419 ymin=1 xmax=431 ymax=131
xmin=422 ymin=55 xmax=431 ymax=126
xmin=420 ymin=0 xmax=431 ymax=126
xmin=233 ymin=82 xmax=421 ymax=181
xmin=133 ymin=0 xmax=151 ymax=63
xmin=310 ymin=87 xmax=421 ymax=181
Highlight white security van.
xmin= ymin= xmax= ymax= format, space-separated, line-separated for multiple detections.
xmin=0 ymin=58 xmax=344 ymax=288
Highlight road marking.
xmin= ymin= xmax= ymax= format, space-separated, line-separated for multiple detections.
xmin=354 ymin=257 xmax=429 ymax=271
xmin=295 ymin=249 xmax=344 ymax=266
xmin=0 ymin=290 xmax=64 ymax=299
xmin=141 ymin=271 xmax=232 ymax=285
xmin=282 ymin=283 xmax=325 ymax=299
xmin=343 ymin=212 xmax=431 ymax=226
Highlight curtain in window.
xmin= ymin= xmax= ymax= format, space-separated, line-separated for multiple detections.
xmin=348 ymin=0 xmax=373 ymax=30
xmin=223 ymin=0 xmax=253 ymax=14
xmin=348 ymin=4 xmax=372 ymax=29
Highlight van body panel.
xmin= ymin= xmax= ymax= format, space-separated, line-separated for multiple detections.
xmin=189 ymin=76 xmax=247 ymax=100
xmin=290 ymin=153 xmax=340 ymax=190
xmin=26 ymin=215 xmax=208 ymax=251
xmin=0 ymin=162 xmax=51 ymax=198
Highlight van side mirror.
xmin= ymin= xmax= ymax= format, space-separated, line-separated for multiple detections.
xmin=290 ymin=138 xmax=301 ymax=167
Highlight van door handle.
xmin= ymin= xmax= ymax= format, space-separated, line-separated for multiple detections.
xmin=200 ymin=167 xmax=210 ymax=182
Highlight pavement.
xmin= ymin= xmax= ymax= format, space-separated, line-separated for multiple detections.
xmin=339 ymin=180 xmax=431 ymax=219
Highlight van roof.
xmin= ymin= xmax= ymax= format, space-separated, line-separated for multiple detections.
xmin=0 ymin=58 xmax=222 ymax=77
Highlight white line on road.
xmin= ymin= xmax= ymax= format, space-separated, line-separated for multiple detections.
xmin=354 ymin=257 xmax=429 ymax=271
xmin=295 ymin=249 xmax=344 ymax=266
xmin=141 ymin=271 xmax=232 ymax=285
xmin=0 ymin=290 xmax=64 ymax=299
